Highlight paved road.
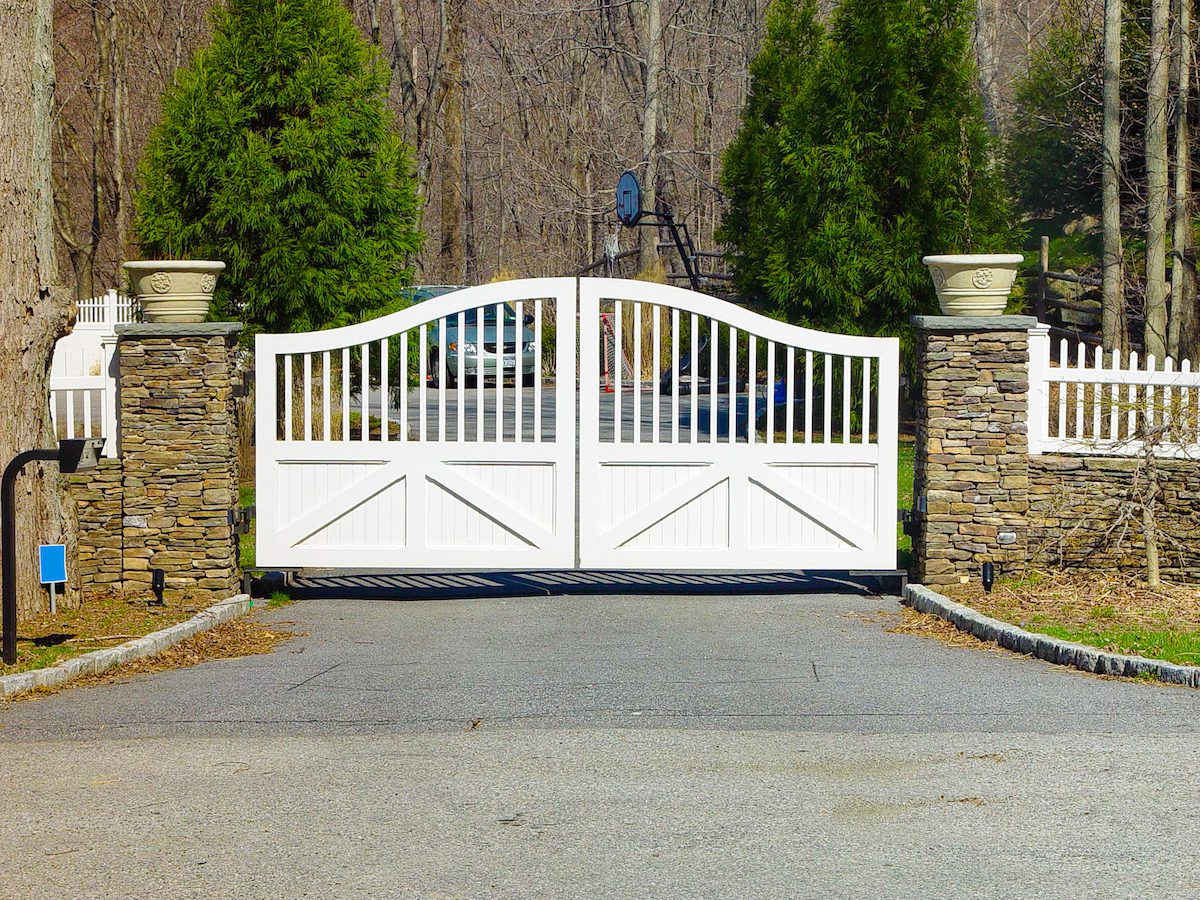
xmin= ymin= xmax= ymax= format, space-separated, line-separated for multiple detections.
xmin=355 ymin=383 xmax=778 ymax=443
xmin=2 ymin=593 xmax=1199 ymax=898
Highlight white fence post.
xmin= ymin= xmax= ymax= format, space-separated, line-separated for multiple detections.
xmin=100 ymin=334 xmax=119 ymax=457
xmin=1027 ymin=324 xmax=1051 ymax=456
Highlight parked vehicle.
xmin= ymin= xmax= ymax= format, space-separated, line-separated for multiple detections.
xmin=409 ymin=287 xmax=536 ymax=386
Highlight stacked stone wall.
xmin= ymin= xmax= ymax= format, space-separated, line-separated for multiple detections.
xmin=1029 ymin=455 xmax=1200 ymax=581
xmin=912 ymin=317 xmax=1035 ymax=587
xmin=66 ymin=324 xmax=242 ymax=603
xmin=68 ymin=460 xmax=124 ymax=591
xmin=913 ymin=314 xmax=1200 ymax=586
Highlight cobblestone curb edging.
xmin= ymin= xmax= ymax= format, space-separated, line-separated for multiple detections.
xmin=903 ymin=583 xmax=1200 ymax=688
xmin=0 ymin=594 xmax=258 ymax=700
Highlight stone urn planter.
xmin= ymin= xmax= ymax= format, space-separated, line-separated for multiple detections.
xmin=922 ymin=254 xmax=1025 ymax=317
xmin=123 ymin=260 xmax=225 ymax=324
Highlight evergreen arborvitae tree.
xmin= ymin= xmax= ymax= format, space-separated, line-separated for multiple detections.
xmin=134 ymin=0 xmax=423 ymax=335
xmin=721 ymin=0 xmax=1016 ymax=343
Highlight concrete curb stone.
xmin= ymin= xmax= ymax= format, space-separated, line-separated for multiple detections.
xmin=902 ymin=583 xmax=1200 ymax=689
xmin=0 ymin=594 xmax=257 ymax=701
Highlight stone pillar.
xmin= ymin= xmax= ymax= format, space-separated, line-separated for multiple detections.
xmin=911 ymin=316 xmax=1035 ymax=587
xmin=116 ymin=323 xmax=242 ymax=602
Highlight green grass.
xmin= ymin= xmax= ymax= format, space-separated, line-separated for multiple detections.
xmin=239 ymin=486 xmax=255 ymax=570
xmin=1035 ymin=624 xmax=1200 ymax=667
xmin=896 ymin=441 xmax=915 ymax=565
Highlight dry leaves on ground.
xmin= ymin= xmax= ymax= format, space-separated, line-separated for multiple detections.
xmin=13 ymin=617 xmax=302 ymax=702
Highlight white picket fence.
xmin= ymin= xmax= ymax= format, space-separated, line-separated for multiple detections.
xmin=1028 ymin=324 xmax=1200 ymax=458
xmin=49 ymin=289 xmax=135 ymax=458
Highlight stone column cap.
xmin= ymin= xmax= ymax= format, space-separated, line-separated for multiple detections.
xmin=117 ymin=322 xmax=243 ymax=339
xmin=910 ymin=315 xmax=1038 ymax=332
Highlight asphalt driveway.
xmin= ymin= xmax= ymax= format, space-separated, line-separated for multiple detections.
xmin=2 ymin=592 xmax=1199 ymax=898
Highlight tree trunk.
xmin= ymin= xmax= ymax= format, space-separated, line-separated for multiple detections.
xmin=1102 ymin=0 xmax=1127 ymax=352
xmin=638 ymin=0 xmax=663 ymax=277
xmin=1170 ymin=0 xmax=1198 ymax=362
xmin=1141 ymin=461 xmax=1161 ymax=589
xmin=974 ymin=0 xmax=1002 ymax=135
xmin=0 ymin=0 xmax=79 ymax=615
xmin=1145 ymin=0 xmax=1171 ymax=360
xmin=438 ymin=0 xmax=465 ymax=283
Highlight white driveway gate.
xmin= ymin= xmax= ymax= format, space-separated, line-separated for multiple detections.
xmin=256 ymin=278 xmax=898 ymax=571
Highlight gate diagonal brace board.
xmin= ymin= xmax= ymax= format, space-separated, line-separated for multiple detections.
xmin=426 ymin=464 xmax=556 ymax=549
xmin=598 ymin=462 xmax=734 ymax=548
xmin=749 ymin=466 xmax=876 ymax=551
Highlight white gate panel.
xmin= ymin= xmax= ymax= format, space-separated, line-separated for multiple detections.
xmin=256 ymin=278 xmax=577 ymax=569
xmin=578 ymin=279 xmax=898 ymax=570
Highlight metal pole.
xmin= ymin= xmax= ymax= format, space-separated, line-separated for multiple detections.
xmin=2 ymin=450 xmax=60 ymax=664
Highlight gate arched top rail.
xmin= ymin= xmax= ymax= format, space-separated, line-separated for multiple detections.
xmin=256 ymin=277 xmax=575 ymax=355
xmin=580 ymin=277 xmax=899 ymax=360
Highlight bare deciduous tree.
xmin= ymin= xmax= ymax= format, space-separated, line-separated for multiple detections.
xmin=2 ymin=0 xmax=79 ymax=614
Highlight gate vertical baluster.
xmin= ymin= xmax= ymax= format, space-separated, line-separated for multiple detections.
xmin=690 ymin=313 xmax=699 ymax=444
xmin=514 ymin=302 xmax=523 ymax=443
xmin=710 ymin=317 xmax=718 ymax=443
xmin=399 ymin=334 xmax=408 ymax=442
xmin=419 ymin=324 xmax=427 ymax=441
xmin=495 ymin=303 xmax=505 ymax=442
xmin=322 ymin=351 xmax=331 ymax=441
xmin=438 ymin=318 xmax=446 ymax=442
xmin=786 ymin=346 xmax=795 ymax=444
xmin=457 ymin=311 xmax=466 ymax=442
xmin=476 ymin=308 xmax=485 ymax=441
xmin=766 ymin=341 xmax=775 ymax=443
xmin=862 ymin=357 xmax=872 ymax=444
xmin=633 ymin=301 xmax=641 ymax=443
xmin=804 ymin=350 xmax=813 ymax=444
xmin=842 ymin=355 xmax=851 ymax=444
xmin=671 ymin=308 xmax=679 ymax=443
xmin=615 ymin=300 xmax=623 ymax=443
xmin=303 ymin=353 xmax=312 ymax=440
xmin=727 ymin=325 xmax=737 ymax=443
xmin=1093 ymin=345 xmax=1104 ymax=439
xmin=534 ymin=299 xmax=543 ymax=443
xmin=361 ymin=342 xmax=370 ymax=441
xmin=380 ymin=338 xmax=389 ymax=443
xmin=284 ymin=355 xmax=293 ymax=441
xmin=823 ymin=353 xmax=832 ymax=443
xmin=652 ymin=305 xmax=661 ymax=443
xmin=342 ymin=347 xmax=350 ymax=441
xmin=747 ymin=335 xmax=756 ymax=445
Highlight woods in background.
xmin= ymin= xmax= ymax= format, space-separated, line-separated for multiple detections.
xmin=52 ymin=0 xmax=768 ymax=299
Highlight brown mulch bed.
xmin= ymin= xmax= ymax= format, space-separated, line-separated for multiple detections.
xmin=939 ymin=570 xmax=1200 ymax=633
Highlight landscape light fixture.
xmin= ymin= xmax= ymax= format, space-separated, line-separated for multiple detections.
xmin=982 ymin=561 xmax=995 ymax=594
xmin=151 ymin=568 xmax=166 ymax=605
xmin=2 ymin=438 xmax=105 ymax=664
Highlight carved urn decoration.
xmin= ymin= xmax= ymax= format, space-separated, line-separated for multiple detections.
xmin=921 ymin=254 xmax=1025 ymax=317
xmin=123 ymin=260 xmax=226 ymax=324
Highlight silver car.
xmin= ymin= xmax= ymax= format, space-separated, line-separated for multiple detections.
xmin=426 ymin=300 xmax=537 ymax=387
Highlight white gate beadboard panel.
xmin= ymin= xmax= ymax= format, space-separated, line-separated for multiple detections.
xmin=578 ymin=278 xmax=899 ymax=570
xmin=256 ymin=278 xmax=577 ymax=569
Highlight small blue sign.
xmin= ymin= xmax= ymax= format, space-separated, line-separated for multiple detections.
xmin=39 ymin=544 xmax=67 ymax=585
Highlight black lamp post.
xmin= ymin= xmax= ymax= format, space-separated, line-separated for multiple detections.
xmin=2 ymin=438 xmax=104 ymax=664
